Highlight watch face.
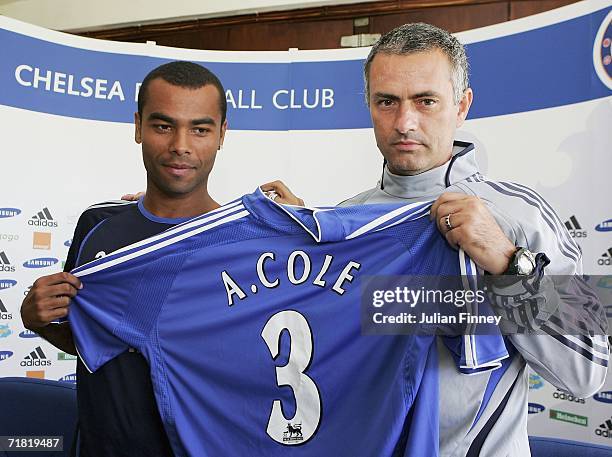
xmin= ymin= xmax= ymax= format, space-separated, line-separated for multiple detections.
xmin=517 ymin=250 xmax=536 ymax=275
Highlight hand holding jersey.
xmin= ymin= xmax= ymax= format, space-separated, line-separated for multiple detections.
xmin=22 ymin=272 xmax=82 ymax=328
xmin=429 ymin=192 xmax=517 ymax=274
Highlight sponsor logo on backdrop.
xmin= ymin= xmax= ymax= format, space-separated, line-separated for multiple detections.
xmin=26 ymin=370 xmax=45 ymax=379
xmin=19 ymin=329 xmax=39 ymax=339
xmin=529 ymin=374 xmax=544 ymax=390
xmin=0 ymin=299 xmax=12 ymax=320
xmin=20 ymin=346 xmax=51 ymax=367
xmin=594 ymin=391 xmax=612 ymax=404
xmin=23 ymin=285 xmax=31 ymax=296
xmin=596 ymin=218 xmax=612 ymax=232
xmin=0 ymin=208 xmax=21 ymax=219
xmin=58 ymin=352 xmax=77 ymax=361
xmin=528 ymin=403 xmax=546 ymax=414
xmin=23 ymin=257 xmax=59 ymax=269
xmin=0 ymin=252 xmax=16 ymax=273
xmin=553 ymin=389 xmax=585 ymax=404
xmin=564 ymin=215 xmax=587 ymax=238
xmin=28 ymin=207 xmax=58 ymax=228
xmin=64 ymin=239 xmax=72 ymax=247
xmin=593 ymin=9 xmax=612 ymax=90
xmin=33 ymin=232 xmax=52 ymax=250
xmin=59 ymin=373 xmax=77 ymax=383
xmin=0 ymin=279 xmax=17 ymax=290
xmin=0 ymin=351 xmax=13 ymax=361
xmin=597 ymin=276 xmax=612 ymax=289
xmin=595 ymin=416 xmax=612 ymax=439
xmin=549 ymin=409 xmax=588 ymax=426
xmin=0 ymin=233 xmax=19 ymax=242
xmin=598 ymin=248 xmax=612 ymax=266
xmin=0 ymin=324 xmax=12 ymax=338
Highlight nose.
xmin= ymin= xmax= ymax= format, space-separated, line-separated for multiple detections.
xmin=394 ymin=104 xmax=418 ymax=135
xmin=170 ymin=129 xmax=191 ymax=155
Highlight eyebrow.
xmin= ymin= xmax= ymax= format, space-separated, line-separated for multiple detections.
xmin=373 ymin=91 xmax=441 ymax=100
xmin=147 ymin=112 xmax=217 ymax=126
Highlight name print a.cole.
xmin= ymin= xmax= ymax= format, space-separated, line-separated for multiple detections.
xmin=222 ymin=250 xmax=361 ymax=306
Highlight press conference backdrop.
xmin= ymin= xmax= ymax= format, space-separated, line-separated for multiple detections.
xmin=0 ymin=0 xmax=610 ymax=447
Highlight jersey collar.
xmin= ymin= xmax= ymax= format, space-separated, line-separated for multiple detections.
xmin=243 ymin=188 xmax=346 ymax=243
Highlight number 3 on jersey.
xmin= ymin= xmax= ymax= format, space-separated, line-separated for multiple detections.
xmin=261 ymin=310 xmax=322 ymax=445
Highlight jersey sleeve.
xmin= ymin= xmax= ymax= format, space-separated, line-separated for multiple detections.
xmin=442 ymin=250 xmax=510 ymax=374
xmin=69 ymin=248 xmax=185 ymax=373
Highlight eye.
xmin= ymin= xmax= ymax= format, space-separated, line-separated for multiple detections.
xmin=377 ymin=99 xmax=395 ymax=108
xmin=153 ymin=124 xmax=172 ymax=132
xmin=192 ymin=127 xmax=210 ymax=135
xmin=419 ymin=98 xmax=437 ymax=107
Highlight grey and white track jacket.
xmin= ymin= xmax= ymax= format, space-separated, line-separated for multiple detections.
xmin=340 ymin=141 xmax=609 ymax=457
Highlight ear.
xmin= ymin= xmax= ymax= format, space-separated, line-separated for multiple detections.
xmin=134 ymin=112 xmax=142 ymax=144
xmin=218 ymin=119 xmax=228 ymax=150
xmin=456 ymin=88 xmax=473 ymax=129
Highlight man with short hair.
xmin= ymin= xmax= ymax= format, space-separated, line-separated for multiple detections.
xmin=269 ymin=23 xmax=608 ymax=456
xmin=21 ymin=60 xmax=227 ymax=457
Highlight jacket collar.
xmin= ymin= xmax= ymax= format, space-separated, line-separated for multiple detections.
xmin=380 ymin=141 xmax=478 ymax=200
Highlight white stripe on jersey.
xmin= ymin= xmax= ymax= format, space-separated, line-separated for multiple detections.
xmin=345 ymin=201 xmax=431 ymax=240
xmin=107 ymin=200 xmax=245 ymax=258
xmin=367 ymin=205 xmax=431 ymax=236
xmin=73 ymin=209 xmax=249 ymax=278
xmin=86 ymin=200 xmax=137 ymax=210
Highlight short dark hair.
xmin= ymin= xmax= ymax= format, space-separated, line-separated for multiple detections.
xmin=137 ymin=61 xmax=227 ymax=125
xmin=364 ymin=23 xmax=469 ymax=105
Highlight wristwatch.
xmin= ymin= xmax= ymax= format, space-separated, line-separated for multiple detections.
xmin=504 ymin=247 xmax=536 ymax=276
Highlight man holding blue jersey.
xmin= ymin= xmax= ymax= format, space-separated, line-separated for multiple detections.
xmin=21 ymin=61 xmax=228 ymax=457
xmin=266 ymin=23 xmax=608 ymax=456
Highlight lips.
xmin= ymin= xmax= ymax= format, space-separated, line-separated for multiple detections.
xmin=393 ymin=140 xmax=423 ymax=151
xmin=163 ymin=163 xmax=195 ymax=177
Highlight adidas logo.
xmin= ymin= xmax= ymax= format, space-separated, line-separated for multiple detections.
xmin=0 ymin=251 xmax=15 ymax=272
xmin=553 ymin=389 xmax=585 ymax=404
xmin=20 ymin=346 xmax=51 ymax=367
xmin=595 ymin=416 xmax=612 ymax=439
xmin=28 ymin=207 xmax=58 ymax=227
xmin=0 ymin=298 xmax=12 ymax=320
xmin=598 ymin=248 xmax=612 ymax=266
xmin=564 ymin=215 xmax=587 ymax=238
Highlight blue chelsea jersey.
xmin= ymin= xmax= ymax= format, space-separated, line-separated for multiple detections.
xmin=69 ymin=189 xmax=508 ymax=457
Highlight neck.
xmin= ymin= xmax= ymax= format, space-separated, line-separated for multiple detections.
xmin=143 ymin=186 xmax=220 ymax=219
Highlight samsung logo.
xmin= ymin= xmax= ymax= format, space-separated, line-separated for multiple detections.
xmin=528 ymin=403 xmax=546 ymax=414
xmin=594 ymin=391 xmax=612 ymax=404
xmin=596 ymin=219 xmax=612 ymax=232
xmin=0 ymin=208 xmax=21 ymax=219
xmin=23 ymin=257 xmax=59 ymax=268
xmin=19 ymin=329 xmax=39 ymax=339
xmin=64 ymin=239 xmax=72 ymax=247
xmin=0 ymin=279 xmax=17 ymax=290
xmin=0 ymin=350 xmax=13 ymax=361
xmin=59 ymin=373 xmax=77 ymax=383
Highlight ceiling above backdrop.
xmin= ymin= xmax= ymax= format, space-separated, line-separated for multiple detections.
xmin=0 ymin=0 xmax=580 ymax=50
